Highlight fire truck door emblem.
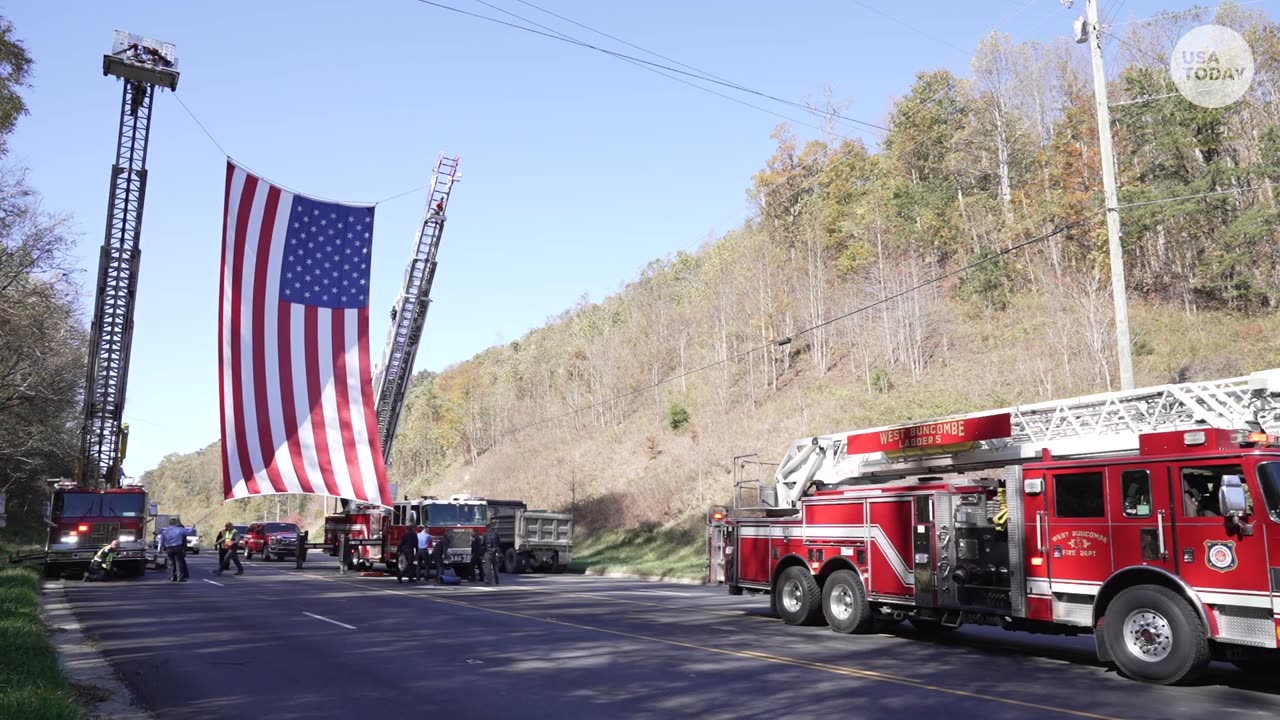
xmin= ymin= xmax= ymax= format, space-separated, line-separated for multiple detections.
xmin=1204 ymin=540 xmax=1237 ymax=572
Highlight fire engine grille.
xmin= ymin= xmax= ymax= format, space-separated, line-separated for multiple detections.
xmin=448 ymin=529 xmax=475 ymax=549
xmin=84 ymin=523 xmax=120 ymax=547
xmin=1212 ymin=605 xmax=1275 ymax=648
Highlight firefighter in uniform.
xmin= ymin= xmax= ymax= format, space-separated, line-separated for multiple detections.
xmin=214 ymin=522 xmax=243 ymax=576
xmin=470 ymin=530 xmax=486 ymax=582
xmin=429 ymin=531 xmax=451 ymax=584
xmin=396 ymin=527 xmax=419 ymax=583
xmin=83 ymin=540 xmax=119 ymax=582
xmin=484 ymin=520 xmax=501 ymax=585
xmin=215 ymin=527 xmax=228 ymax=568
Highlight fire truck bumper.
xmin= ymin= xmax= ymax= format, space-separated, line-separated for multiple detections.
xmin=45 ymin=544 xmax=147 ymax=564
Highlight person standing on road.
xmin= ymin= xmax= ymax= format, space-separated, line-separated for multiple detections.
xmin=396 ymin=527 xmax=419 ymax=584
xmin=159 ymin=517 xmax=194 ymax=582
xmin=214 ymin=522 xmax=243 ymax=576
xmin=214 ymin=527 xmax=228 ymax=569
xmin=83 ymin=540 xmax=119 ymax=582
xmin=470 ymin=530 xmax=485 ymax=583
xmin=429 ymin=531 xmax=451 ymax=585
xmin=484 ymin=520 xmax=501 ymax=585
xmin=414 ymin=525 xmax=431 ymax=581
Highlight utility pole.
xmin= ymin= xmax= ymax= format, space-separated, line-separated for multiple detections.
xmin=1078 ymin=0 xmax=1135 ymax=390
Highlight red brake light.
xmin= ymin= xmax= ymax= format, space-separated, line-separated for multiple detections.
xmin=78 ymin=524 xmax=89 ymax=532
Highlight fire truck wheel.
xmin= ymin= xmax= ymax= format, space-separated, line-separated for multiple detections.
xmin=1102 ymin=585 xmax=1210 ymax=685
xmin=776 ymin=566 xmax=823 ymax=626
xmin=822 ymin=569 xmax=871 ymax=633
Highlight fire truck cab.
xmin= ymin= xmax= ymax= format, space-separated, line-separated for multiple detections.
xmin=44 ymin=480 xmax=150 ymax=579
xmin=723 ymin=370 xmax=1280 ymax=685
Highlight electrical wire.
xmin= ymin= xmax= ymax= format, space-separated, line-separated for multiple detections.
xmin=1118 ymin=182 xmax=1274 ymax=209
xmin=471 ymin=0 xmax=828 ymax=135
xmin=502 ymin=221 xmax=1081 ymax=436
xmin=414 ymin=0 xmax=890 ymax=134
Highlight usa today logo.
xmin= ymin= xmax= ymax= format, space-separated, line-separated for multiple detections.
xmin=1170 ymin=24 xmax=1254 ymax=108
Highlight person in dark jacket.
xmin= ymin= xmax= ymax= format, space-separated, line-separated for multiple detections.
xmin=429 ymin=531 xmax=451 ymax=584
xmin=484 ymin=520 xmax=502 ymax=585
xmin=470 ymin=530 xmax=486 ymax=583
xmin=396 ymin=528 xmax=419 ymax=583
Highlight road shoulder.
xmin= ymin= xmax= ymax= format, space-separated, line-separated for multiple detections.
xmin=40 ymin=580 xmax=155 ymax=720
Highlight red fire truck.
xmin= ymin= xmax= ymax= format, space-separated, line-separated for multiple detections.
xmin=324 ymin=494 xmax=488 ymax=576
xmin=719 ymin=369 xmax=1280 ymax=685
xmin=44 ymin=480 xmax=150 ymax=578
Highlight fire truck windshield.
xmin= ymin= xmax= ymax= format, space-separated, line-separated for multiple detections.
xmin=427 ymin=504 xmax=488 ymax=526
xmin=53 ymin=493 xmax=100 ymax=519
xmin=1259 ymin=463 xmax=1280 ymax=520
xmin=102 ymin=495 xmax=145 ymax=517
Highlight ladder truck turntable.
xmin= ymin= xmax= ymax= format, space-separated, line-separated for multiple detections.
xmin=716 ymin=368 xmax=1280 ymax=685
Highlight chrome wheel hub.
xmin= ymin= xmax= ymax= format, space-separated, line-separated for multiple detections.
xmin=1123 ymin=609 xmax=1173 ymax=662
xmin=830 ymin=584 xmax=854 ymax=620
xmin=781 ymin=579 xmax=803 ymax=613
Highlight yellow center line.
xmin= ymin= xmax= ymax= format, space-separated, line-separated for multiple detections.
xmin=276 ymin=566 xmax=1127 ymax=720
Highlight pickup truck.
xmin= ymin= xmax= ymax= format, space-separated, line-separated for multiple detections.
xmin=244 ymin=521 xmax=300 ymax=561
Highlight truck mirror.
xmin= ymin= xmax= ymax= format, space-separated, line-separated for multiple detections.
xmin=148 ymin=503 xmax=158 ymax=517
xmin=1218 ymin=475 xmax=1248 ymax=517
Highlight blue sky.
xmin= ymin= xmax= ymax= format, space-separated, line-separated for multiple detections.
xmin=3 ymin=0 xmax=1262 ymax=476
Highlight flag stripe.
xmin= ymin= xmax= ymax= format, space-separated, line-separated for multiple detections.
xmin=304 ymin=306 xmax=342 ymax=497
xmin=317 ymin=313 xmax=357 ymax=500
xmin=249 ymin=185 xmax=288 ymax=494
xmin=355 ymin=307 xmax=389 ymax=499
xmin=229 ymin=172 xmax=260 ymax=497
xmin=290 ymin=303 xmax=328 ymax=495
xmin=218 ymin=163 xmax=236 ymax=499
xmin=220 ymin=161 xmax=390 ymax=507
xmin=332 ymin=313 xmax=367 ymax=502
xmin=261 ymin=196 xmax=305 ymax=491
xmin=275 ymin=301 xmax=314 ymax=494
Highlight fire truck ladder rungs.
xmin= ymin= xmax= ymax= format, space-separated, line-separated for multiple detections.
xmin=79 ymin=78 xmax=160 ymax=490
xmin=769 ymin=369 xmax=1280 ymax=506
xmin=372 ymin=153 xmax=460 ymax=467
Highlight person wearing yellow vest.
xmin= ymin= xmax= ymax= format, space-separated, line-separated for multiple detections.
xmin=214 ymin=522 xmax=243 ymax=576
xmin=83 ymin=540 xmax=119 ymax=582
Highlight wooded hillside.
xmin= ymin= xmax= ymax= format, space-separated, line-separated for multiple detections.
xmin=144 ymin=5 xmax=1280 ymax=533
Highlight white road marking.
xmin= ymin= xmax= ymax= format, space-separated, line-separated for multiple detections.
xmin=302 ymin=611 xmax=356 ymax=630
xmin=203 ymin=579 xmax=224 ymax=587
xmin=607 ymin=589 xmax=699 ymax=597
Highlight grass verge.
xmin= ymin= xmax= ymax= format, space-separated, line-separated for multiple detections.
xmin=0 ymin=535 xmax=83 ymax=720
xmin=569 ymin=525 xmax=706 ymax=581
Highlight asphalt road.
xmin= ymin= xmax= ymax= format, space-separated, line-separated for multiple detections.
xmin=52 ymin=552 xmax=1280 ymax=720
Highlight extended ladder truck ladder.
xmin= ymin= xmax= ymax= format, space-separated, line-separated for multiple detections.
xmin=373 ymin=153 xmax=460 ymax=468
xmin=77 ymin=33 xmax=179 ymax=490
xmin=765 ymin=368 xmax=1280 ymax=510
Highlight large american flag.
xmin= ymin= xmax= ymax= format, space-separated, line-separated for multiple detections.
xmin=218 ymin=160 xmax=391 ymax=506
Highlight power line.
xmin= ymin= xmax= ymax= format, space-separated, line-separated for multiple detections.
xmin=1118 ymin=182 xmax=1273 ymax=209
xmin=512 ymin=0 xmax=738 ymax=86
xmin=413 ymin=0 xmax=890 ymax=134
xmin=470 ymin=0 xmax=828 ymax=134
xmin=502 ymin=220 xmax=1080 ymax=437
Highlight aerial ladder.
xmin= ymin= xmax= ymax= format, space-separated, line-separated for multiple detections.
xmin=319 ymin=155 xmax=459 ymax=568
xmin=762 ymin=368 xmax=1280 ymax=511
xmin=373 ymin=153 xmax=461 ymax=468
xmin=77 ymin=32 xmax=179 ymax=490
